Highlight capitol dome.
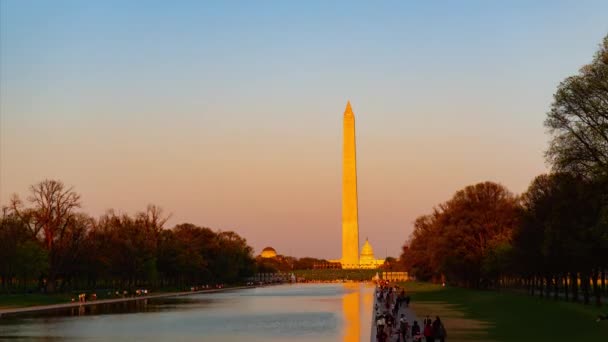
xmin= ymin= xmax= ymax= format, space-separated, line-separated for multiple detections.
xmin=359 ymin=238 xmax=384 ymax=269
xmin=260 ymin=247 xmax=277 ymax=258
xmin=360 ymin=238 xmax=374 ymax=258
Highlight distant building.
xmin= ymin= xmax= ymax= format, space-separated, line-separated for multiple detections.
xmin=358 ymin=238 xmax=385 ymax=269
xmin=260 ymin=247 xmax=278 ymax=259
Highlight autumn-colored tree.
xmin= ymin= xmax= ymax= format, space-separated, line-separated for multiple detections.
xmin=401 ymin=182 xmax=520 ymax=288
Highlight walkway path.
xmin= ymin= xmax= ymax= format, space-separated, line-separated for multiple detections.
xmin=0 ymin=286 xmax=249 ymax=318
xmin=370 ymin=285 xmax=420 ymax=342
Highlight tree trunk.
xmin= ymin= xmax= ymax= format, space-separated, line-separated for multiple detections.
xmin=564 ymin=273 xmax=569 ymax=301
xmin=582 ymin=272 xmax=590 ymax=305
xmin=553 ymin=275 xmax=559 ymax=300
xmin=592 ymin=269 xmax=601 ymax=306
xmin=571 ymin=272 xmax=579 ymax=302
xmin=602 ymin=269 xmax=606 ymax=296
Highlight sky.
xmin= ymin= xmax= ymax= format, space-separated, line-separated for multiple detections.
xmin=1 ymin=1 xmax=607 ymax=259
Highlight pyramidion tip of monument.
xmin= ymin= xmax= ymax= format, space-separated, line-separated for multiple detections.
xmin=344 ymin=100 xmax=354 ymax=116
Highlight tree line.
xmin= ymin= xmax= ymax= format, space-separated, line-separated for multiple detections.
xmin=401 ymin=35 xmax=608 ymax=305
xmin=0 ymin=180 xmax=256 ymax=293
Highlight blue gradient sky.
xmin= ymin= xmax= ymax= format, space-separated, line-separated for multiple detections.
xmin=1 ymin=1 xmax=607 ymax=258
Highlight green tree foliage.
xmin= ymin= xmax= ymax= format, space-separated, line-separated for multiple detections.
xmin=401 ymin=34 xmax=608 ymax=305
xmin=1 ymin=180 xmax=257 ymax=293
xmin=211 ymin=231 xmax=256 ymax=283
xmin=0 ymin=214 xmax=48 ymax=290
xmin=15 ymin=241 xmax=49 ymax=288
xmin=545 ymin=35 xmax=608 ymax=179
xmin=255 ymin=255 xmax=296 ymax=273
xmin=9 ymin=180 xmax=81 ymax=291
xmin=542 ymin=34 xmax=608 ymax=304
xmin=514 ymin=173 xmax=606 ymax=303
xmin=293 ymin=257 xmax=326 ymax=270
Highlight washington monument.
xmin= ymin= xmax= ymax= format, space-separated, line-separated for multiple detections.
xmin=337 ymin=102 xmax=385 ymax=269
xmin=341 ymin=101 xmax=359 ymax=268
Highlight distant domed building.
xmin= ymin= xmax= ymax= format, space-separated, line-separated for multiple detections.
xmin=358 ymin=238 xmax=385 ymax=269
xmin=260 ymin=247 xmax=278 ymax=259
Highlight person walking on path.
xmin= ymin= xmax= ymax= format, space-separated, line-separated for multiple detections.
xmin=376 ymin=328 xmax=388 ymax=342
xmin=423 ymin=320 xmax=433 ymax=342
xmin=372 ymin=283 xmax=420 ymax=342
xmin=411 ymin=320 xmax=422 ymax=341
xmin=432 ymin=316 xmax=447 ymax=342
xmin=399 ymin=314 xmax=409 ymax=342
xmin=377 ymin=314 xmax=386 ymax=337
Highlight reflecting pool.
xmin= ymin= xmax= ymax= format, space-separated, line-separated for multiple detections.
xmin=0 ymin=283 xmax=374 ymax=342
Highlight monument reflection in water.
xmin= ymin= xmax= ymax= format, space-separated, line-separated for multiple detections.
xmin=342 ymin=282 xmax=375 ymax=342
xmin=1 ymin=283 xmax=374 ymax=342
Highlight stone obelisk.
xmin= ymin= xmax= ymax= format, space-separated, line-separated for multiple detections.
xmin=341 ymin=101 xmax=359 ymax=269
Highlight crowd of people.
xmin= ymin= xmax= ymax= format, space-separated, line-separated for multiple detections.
xmin=374 ymin=282 xmax=446 ymax=342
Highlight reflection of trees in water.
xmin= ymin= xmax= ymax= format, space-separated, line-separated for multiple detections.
xmin=10 ymin=296 xmax=221 ymax=321
xmin=63 ymin=299 xmax=153 ymax=317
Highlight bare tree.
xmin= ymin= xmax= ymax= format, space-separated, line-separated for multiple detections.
xmin=10 ymin=179 xmax=81 ymax=250
xmin=137 ymin=204 xmax=170 ymax=233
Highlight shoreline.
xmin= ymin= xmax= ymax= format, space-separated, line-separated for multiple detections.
xmin=0 ymin=285 xmax=251 ymax=318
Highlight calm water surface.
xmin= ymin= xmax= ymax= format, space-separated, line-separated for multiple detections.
xmin=0 ymin=283 xmax=374 ymax=342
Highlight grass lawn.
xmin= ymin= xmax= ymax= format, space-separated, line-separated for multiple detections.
xmin=401 ymin=282 xmax=608 ymax=341
xmin=0 ymin=293 xmax=72 ymax=309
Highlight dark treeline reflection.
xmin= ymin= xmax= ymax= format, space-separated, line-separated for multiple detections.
xmin=0 ymin=297 xmax=208 ymax=321
xmin=401 ymin=35 xmax=608 ymax=305
xmin=0 ymin=181 xmax=256 ymax=293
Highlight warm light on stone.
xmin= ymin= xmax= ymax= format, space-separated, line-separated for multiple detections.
xmin=359 ymin=238 xmax=384 ymax=269
xmin=339 ymin=102 xmax=385 ymax=269
xmin=341 ymin=101 xmax=360 ymax=269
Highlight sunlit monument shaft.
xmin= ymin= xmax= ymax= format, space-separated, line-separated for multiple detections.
xmin=342 ymin=101 xmax=359 ymax=268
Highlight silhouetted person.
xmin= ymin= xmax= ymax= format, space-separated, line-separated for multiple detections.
xmin=376 ymin=329 xmax=388 ymax=342
xmin=377 ymin=315 xmax=386 ymax=335
xmin=411 ymin=320 xmax=421 ymax=340
xmin=399 ymin=314 xmax=409 ymax=342
xmin=432 ymin=316 xmax=446 ymax=342
xmin=423 ymin=320 xmax=433 ymax=342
